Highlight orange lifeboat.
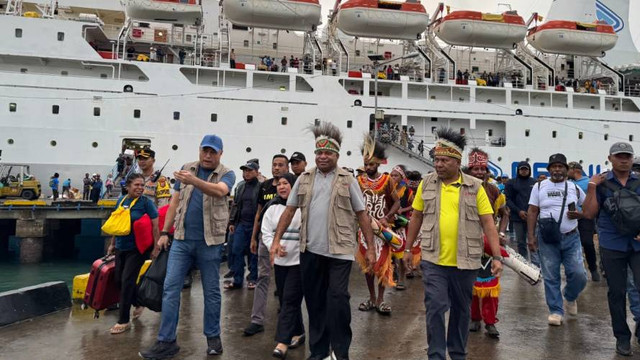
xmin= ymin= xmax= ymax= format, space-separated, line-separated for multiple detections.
xmin=125 ymin=0 xmax=202 ymax=24
xmin=527 ymin=21 xmax=618 ymax=57
xmin=433 ymin=10 xmax=526 ymax=49
xmin=336 ymin=0 xmax=428 ymax=40
xmin=224 ymin=0 xmax=321 ymax=32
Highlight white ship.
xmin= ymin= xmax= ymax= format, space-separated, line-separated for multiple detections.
xmin=1 ymin=0 xmax=639 ymax=197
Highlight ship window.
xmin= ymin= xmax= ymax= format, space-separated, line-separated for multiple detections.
xmin=52 ymin=105 xmax=59 ymax=114
xmin=244 ymin=40 xmax=249 ymax=47
xmin=280 ymin=148 xmax=286 ymax=154
xmin=9 ymin=103 xmax=17 ymax=112
xmin=61 ymin=71 xmax=68 ymax=76
xmin=246 ymin=147 xmax=252 ymax=152
xmin=50 ymin=140 xmax=57 ymax=147
xmin=355 ymin=50 xmax=361 ymax=56
xmin=630 ymin=135 xmax=634 ymax=142
xmin=172 ymin=145 xmax=178 ymax=150
xmin=186 ymin=35 xmax=192 ymax=42
xmin=431 ymin=118 xmax=438 ymax=122
xmin=552 ymin=131 xmax=557 ymax=138
xmin=347 ymin=151 xmax=352 ymax=156
xmin=460 ymin=128 xmax=465 ymax=135
xmin=7 ymin=139 xmax=14 ymax=145
xmin=347 ymin=120 xmax=353 ymax=128
xmin=432 ymin=126 xmax=437 ymax=133
xmin=15 ymin=28 xmax=22 ymax=38
xmin=211 ymin=113 xmax=217 ymax=122
xmin=579 ymin=132 xmax=583 ymax=139
xmin=488 ymin=129 xmax=493 ymax=136
xmin=273 ymin=43 xmax=277 ymax=50
xmin=604 ymin=133 xmax=609 ymax=141
xmin=134 ymin=109 xmax=141 ymax=118
xmin=281 ymin=117 xmax=287 ymax=125
xmin=525 ymin=129 xmax=530 ymax=137
xmin=92 ymin=142 xmax=98 ymax=148
xmin=247 ymin=115 xmax=253 ymax=123
xmin=57 ymin=32 xmax=64 ymax=41
xmin=173 ymin=111 xmax=180 ymax=120
xmin=93 ymin=107 xmax=100 ymax=116
xmin=100 ymin=73 xmax=108 ymax=79
xmin=20 ymin=68 xmax=27 ymax=73
xmin=314 ymin=119 xmax=320 ymax=126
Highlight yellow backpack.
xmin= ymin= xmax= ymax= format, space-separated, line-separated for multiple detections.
xmin=101 ymin=196 xmax=139 ymax=236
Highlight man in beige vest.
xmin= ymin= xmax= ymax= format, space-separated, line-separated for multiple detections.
xmin=140 ymin=135 xmax=236 ymax=359
xmin=269 ymin=122 xmax=375 ymax=360
xmin=407 ymin=128 xmax=503 ymax=360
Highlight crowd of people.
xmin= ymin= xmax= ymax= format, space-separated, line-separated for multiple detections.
xmin=93 ymin=123 xmax=640 ymax=360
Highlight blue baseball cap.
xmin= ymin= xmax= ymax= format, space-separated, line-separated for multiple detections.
xmin=200 ymin=135 xmax=223 ymax=152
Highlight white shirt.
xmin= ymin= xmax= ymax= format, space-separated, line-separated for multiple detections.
xmin=261 ymin=203 xmax=301 ymax=266
xmin=529 ymin=179 xmax=585 ymax=234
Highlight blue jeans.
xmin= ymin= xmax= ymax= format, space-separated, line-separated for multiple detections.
xmin=231 ymin=223 xmax=257 ymax=286
xmin=158 ymin=239 xmax=223 ymax=342
xmin=628 ymin=269 xmax=640 ymax=323
xmin=538 ymin=230 xmax=587 ymax=315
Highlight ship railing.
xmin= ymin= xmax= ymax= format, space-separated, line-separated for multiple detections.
xmin=103 ymin=24 xmax=220 ymax=50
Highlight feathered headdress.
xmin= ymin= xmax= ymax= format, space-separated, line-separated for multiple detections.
xmin=361 ymin=133 xmax=388 ymax=164
xmin=434 ymin=128 xmax=466 ymax=160
xmin=406 ymin=170 xmax=422 ymax=189
xmin=309 ymin=121 xmax=343 ymax=154
xmin=468 ymin=147 xmax=489 ymax=169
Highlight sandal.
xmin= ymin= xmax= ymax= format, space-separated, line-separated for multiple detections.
xmin=224 ymin=282 xmax=242 ymax=290
xmin=358 ymin=299 xmax=375 ymax=312
xmin=376 ymin=302 xmax=392 ymax=315
xmin=132 ymin=306 xmax=144 ymax=320
xmin=109 ymin=322 xmax=131 ymax=334
xmin=247 ymin=281 xmax=257 ymax=290
xmin=395 ymin=282 xmax=406 ymax=291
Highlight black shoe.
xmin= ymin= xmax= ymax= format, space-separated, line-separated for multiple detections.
xmin=272 ymin=347 xmax=287 ymax=359
xmin=469 ymin=321 xmax=481 ymax=332
xmin=207 ymin=336 xmax=223 ymax=355
xmin=183 ymin=274 xmax=193 ymax=289
xmin=139 ymin=341 xmax=180 ymax=359
xmin=591 ymin=270 xmax=601 ymax=282
xmin=485 ymin=324 xmax=500 ymax=339
xmin=223 ymin=270 xmax=234 ymax=279
xmin=616 ymin=339 xmax=632 ymax=356
xmin=243 ymin=323 xmax=264 ymax=336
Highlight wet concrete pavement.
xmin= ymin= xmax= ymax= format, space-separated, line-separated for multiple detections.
xmin=0 ymin=260 xmax=634 ymax=360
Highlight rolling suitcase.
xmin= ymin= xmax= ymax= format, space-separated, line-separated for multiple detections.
xmin=83 ymin=255 xmax=119 ymax=318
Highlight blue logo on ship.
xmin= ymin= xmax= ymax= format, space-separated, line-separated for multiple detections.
xmin=596 ymin=0 xmax=624 ymax=32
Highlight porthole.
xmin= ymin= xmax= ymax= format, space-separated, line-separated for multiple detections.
xmin=354 ymin=100 xmax=362 ymax=106
xmin=7 ymin=139 xmax=14 ymax=145
xmin=280 ymin=148 xmax=286 ymax=154
xmin=497 ymin=157 xmax=502 ymax=161
xmin=579 ymin=160 xmax=584 ymax=164
xmin=92 ymin=142 xmax=98 ymax=148
xmin=9 ymin=103 xmax=17 ymax=112
xmin=347 ymin=151 xmax=352 ymax=156
xmin=246 ymin=147 xmax=252 ymax=152
xmin=605 ymin=161 xmax=609 ymax=165
xmin=124 ymin=85 xmax=133 ymax=93
xmin=172 ymin=145 xmax=178 ymax=150
xmin=61 ymin=71 xmax=68 ymax=76
xmin=50 ymin=140 xmax=57 ymax=147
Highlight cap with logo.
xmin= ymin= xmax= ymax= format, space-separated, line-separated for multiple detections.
xmin=290 ymin=152 xmax=306 ymax=163
xmin=240 ymin=160 xmax=259 ymax=171
xmin=609 ymin=142 xmax=634 ymax=155
xmin=137 ymin=149 xmax=155 ymax=159
xmin=200 ymin=135 xmax=223 ymax=152
xmin=547 ymin=153 xmax=568 ymax=169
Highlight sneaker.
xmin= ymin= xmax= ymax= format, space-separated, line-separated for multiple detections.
xmin=469 ymin=321 xmax=481 ymax=332
xmin=548 ymin=313 xmax=563 ymax=326
xmin=616 ymin=338 xmax=632 ymax=356
xmin=206 ymin=336 xmax=223 ymax=355
xmin=485 ymin=324 xmax=500 ymax=338
xmin=591 ymin=270 xmax=601 ymax=282
xmin=565 ymin=300 xmax=578 ymax=316
xmin=139 ymin=341 xmax=180 ymax=359
xmin=243 ymin=322 xmax=264 ymax=336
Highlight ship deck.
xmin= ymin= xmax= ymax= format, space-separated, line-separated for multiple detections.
xmin=0 ymin=260 xmax=626 ymax=360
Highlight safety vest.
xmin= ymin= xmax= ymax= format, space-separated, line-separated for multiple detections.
xmin=156 ymin=182 xmax=171 ymax=199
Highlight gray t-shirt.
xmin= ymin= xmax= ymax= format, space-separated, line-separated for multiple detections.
xmin=287 ymin=168 xmax=365 ymax=260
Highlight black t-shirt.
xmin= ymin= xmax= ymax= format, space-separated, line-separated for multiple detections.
xmin=258 ymin=179 xmax=278 ymax=207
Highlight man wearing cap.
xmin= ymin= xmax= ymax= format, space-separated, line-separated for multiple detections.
xmin=290 ymin=152 xmax=307 ymax=177
xmin=583 ymin=142 xmax=640 ymax=356
xmin=269 ymin=122 xmax=375 ymax=360
xmin=505 ymin=161 xmax=538 ymax=266
xmin=139 ymin=135 xmax=236 ymax=359
xmin=527 ymin=153 xmax=587 ymax=326
xmin=568 ymin=161 xmax=600 ymax=281
xmin=226 ymin=159 xmax=261 ymax=290
xmin=136 ymin=148 xmax=159 ymax=206
xmin=406 ymin=128 xmax=503 ymax=360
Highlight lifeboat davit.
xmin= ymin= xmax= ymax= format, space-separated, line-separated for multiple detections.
xmin=527 ymin=21 xmax=618 ymax=57
xmin=224 ymin=0 xmax=321 ymax=32
xmin=433 ymin=11 xmax=526 ymax=49
xmin=336 ymin=0 xmax=428 ymax=40
xmin=125 ymin=0 xmax=202 ymax=24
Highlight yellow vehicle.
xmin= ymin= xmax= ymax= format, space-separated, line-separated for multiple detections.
xmin=0 ymin=164 xmax=42 ymax=200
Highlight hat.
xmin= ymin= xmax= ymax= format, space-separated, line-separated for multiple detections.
xmin=290 ymin=152 xmax=306 ymax=162
xmin=468 ymin=148 xmax=488 ymax=169
xmin=610 ymin=142 xmax=634 ymax=155
xmin=137 ymin=149 xmax=155 ymax=159
xmin=501 ymin=174 xmax=508 ymax=178
xmin=200 ymin=135 xmax=223 ymax=152
xmin=547 ymin=153 xmax=568 ymax=169
xmin=240 ymin=160 xmax=259 ymax=171
xmin=568 ymin=161 xmax=582 ymax=170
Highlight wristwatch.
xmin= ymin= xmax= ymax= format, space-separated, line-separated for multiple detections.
xmin=161 ymin=231 xmax=170 ymax=236
xmin=493 ymin=255 xmax=505 ymax=263
xmin=499 ymin=232 xmax=506 ymax=237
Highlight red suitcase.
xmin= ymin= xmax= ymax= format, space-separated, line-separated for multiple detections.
xmin=83 ymin=255 xmax=119 ymax=318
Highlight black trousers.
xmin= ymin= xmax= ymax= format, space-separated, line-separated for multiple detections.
xmin=52 ymin=189 xmax=59 ymax=200
xmin=300 ymin=251 xmax=352 ymax=358
xmin=274 ymin=264 xmax=305 ymax=344
xmin=600 ymin=248 xmax=640 ymax=342
xmin=578 ymin=219 xmax=597 ymax=272
xmin=115 ymin=248 xmax=147 ymax=324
